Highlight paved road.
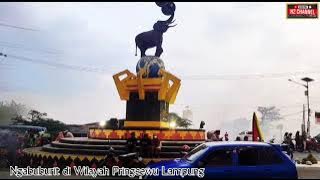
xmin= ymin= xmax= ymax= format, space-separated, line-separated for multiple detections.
xmin=3 ymin=167 xmax=320 ymax=179
xmin=0 ymin=171 xmax=126 ymax=179
xmin=2 ymin=169 xmax=320 ymax=179
xmin=0 ymin=168 xmax=128 ymax=179
xmin=2 ymin=152 xmax=320 ymax=179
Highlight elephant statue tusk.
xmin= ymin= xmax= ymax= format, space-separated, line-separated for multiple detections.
xmin=168 ymin=24 xmax=177 ymax=28
xmin=168 ymin=19 xmax=176 ymax=24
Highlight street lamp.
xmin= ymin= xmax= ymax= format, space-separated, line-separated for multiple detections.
xmin=302 ymin=77 xmax=314 ymax=137
xmin=169 ymin=121 xmax=176 ymax=129
xmin=288 ymin=77 xmax=314 ymax=137
xmin=99 ymin=120 xmax=106 ymax=128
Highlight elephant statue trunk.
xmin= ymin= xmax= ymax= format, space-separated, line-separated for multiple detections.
xmin=135 ymin=12 xmax=176 ymax=58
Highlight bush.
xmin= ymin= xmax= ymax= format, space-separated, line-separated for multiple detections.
xmin=302 ymin=153 xmax=318 ymax=164
xmin=307 ymin=153 xmax=318 ymax=164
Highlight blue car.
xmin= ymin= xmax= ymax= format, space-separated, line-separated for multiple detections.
xmin=146 ymin=141 xmax=297 ymax=179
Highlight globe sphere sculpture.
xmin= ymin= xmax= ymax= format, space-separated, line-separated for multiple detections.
xmin=136 ymin=56 xmax=165 ymax=78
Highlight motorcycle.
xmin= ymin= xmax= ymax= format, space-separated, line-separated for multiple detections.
xmin=306 ymin=138 xmax=320 ymax=152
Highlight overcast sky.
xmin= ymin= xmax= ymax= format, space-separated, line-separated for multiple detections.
xmin=1 ymin=2 xmax=320 ymax=139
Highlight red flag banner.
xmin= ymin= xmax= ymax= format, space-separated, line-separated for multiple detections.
xmin=315 ymin=112 xmax=320 ymax=125
xmin=252 ymin=112 xmax=264 ymax=142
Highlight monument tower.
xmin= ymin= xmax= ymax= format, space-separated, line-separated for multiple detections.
xmin=113 ymin=2 xmax=180 ymax=129
xmin=89 ymin=2 xmax=205 ymax=141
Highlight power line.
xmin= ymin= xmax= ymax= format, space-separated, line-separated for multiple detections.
xmin=0 ymin=22 xmax=39 ymax=31
xmin=282 ymin=111 xmax=303 ymax=118
xmin=0 ymin=41 xmax=62 ymax=55
xmin=1 ymin=52 xmax=320 ymax=81
xmin=181 ymin=71 xmax=320 ymax=80
xmin=3 ymin=53 xmax=109 ymax=74
xmin=172 ymin=103 xmax=306 ymax=111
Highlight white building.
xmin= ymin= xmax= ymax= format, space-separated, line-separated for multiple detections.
xmin=182 ymin=106 xmax=193 ymax=121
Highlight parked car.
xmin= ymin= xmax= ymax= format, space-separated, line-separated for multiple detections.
xmin=238 ymin=131 xmax=253 ymax=141
xmin=146 ymin=141 xmax=297 ymax=179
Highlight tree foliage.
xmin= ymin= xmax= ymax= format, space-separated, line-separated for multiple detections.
xmin=0 ymin=100 xmax=68 ymax=136
xmin=12 ymin=110 xmax=68 ymax=136
xmin=168 ymin=112 xmax=192 ymax=128
xmin=257 ymin=106 xmax=282 ymax=124
xmin=28 ymin=109 xmax=47 ymax=121
xmin=0 ymin=100 xmax=27 ymax=125
xmin=15 ymin=118 xmax=67 ymax=136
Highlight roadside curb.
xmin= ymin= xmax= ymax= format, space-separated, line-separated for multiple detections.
xmin=296 ymin=163 xmax=320 ymax=170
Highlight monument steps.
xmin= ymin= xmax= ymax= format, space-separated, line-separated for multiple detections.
xmin=42 ymin=144 xmax=126 ymax=155
xmin=51 ymin=141 xmax=127 ymax=150
xmin=60 ymin=137 xmax=126 ymax=145
xmin=41 ymin=138 xmax=205 ymax=158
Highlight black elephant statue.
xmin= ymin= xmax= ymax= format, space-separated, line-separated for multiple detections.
xmin=135 ymin=2 xmax=176 ymax=58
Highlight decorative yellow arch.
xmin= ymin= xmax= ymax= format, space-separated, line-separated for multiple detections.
xmin=113 ymin=69 xmax=180 ymax=104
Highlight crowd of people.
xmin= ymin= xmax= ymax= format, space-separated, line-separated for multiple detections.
xmin=1 ymin=126 xmax=317 ymax=169
xmin=23 ymin=130 xmax=52 ymax=148
xmin=281 ymin=130 xmax=311 ymax=159
xmin=0 ymin=129 xmax=53 ymax=167
xmin=207 ymin=130 xmax=230 ymax=141
xmin=55 ymin=130 xmax=74 ymax=141
xmin=283 ymin=130 xmax=308 ymax=152
xmin=126 ymin=132 xmax=161 ymax=158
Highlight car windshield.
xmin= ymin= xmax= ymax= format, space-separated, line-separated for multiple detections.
xmin=182 ymin=143 xmax=208 ymax=162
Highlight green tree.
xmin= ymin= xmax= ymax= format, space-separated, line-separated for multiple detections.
xmin=168 ymin=112 xmax=192 ymax=128
xmin=12 ymin=109 xmax=68 ymax=136
xmin=28 ymin=109 xmax=47 ymax=121
xmin=0 ymin=100 xmax=27 ymax=125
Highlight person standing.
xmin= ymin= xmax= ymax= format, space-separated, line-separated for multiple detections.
xmin=140 ymin=133 xmax=151 ymax=158
xmin=283 ymin=132 xmax=288 ymax=144
xmin=295 ymin=131 xmax=301 ymax=151
xmin=224 ymin=132 xmax=229 ymax=141
xmin=211 ymin=130 xmax=222 ymax=141
xmin=63 ymin=130 xmax=74 ymax=138
xmin=151 ymin=135 xmax=161 ymax=158
xmin=127 ymin=132 xmax=137 ymax=153
xmin=55 ymin=131 xmax=65 ymax=142
xmin=23 ymin=130 xmax=30 ymax=148
xmin=206 ymin=131 xmax=214 ymax=142
xmin=301 ymin=131 xmax=307 ymax=152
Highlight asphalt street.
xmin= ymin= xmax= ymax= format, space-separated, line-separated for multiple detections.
xmin=1 ymin=152 xmax=320 ymax=179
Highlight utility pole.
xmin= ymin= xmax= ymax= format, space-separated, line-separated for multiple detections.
xmin=302 ymin=104 xmax=305 ymax=134
xmin=302 ymin=77 xmax=313 ymax=137
xmin=288 ymin=77 xmax=314 ymax=137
